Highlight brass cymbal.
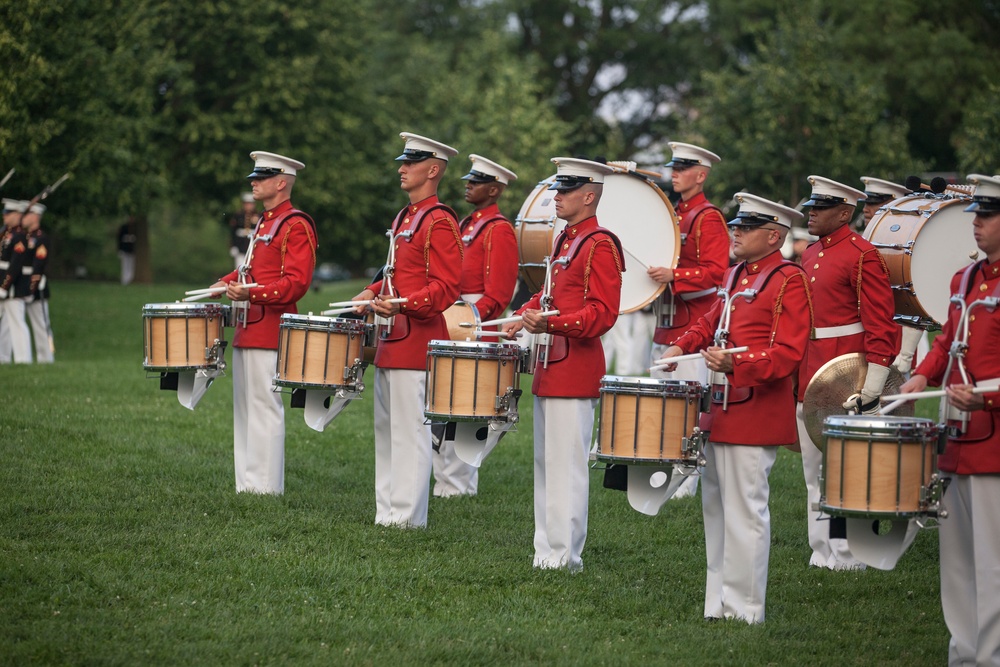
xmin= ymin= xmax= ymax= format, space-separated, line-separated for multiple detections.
xmin=801 ymin=352 xmax=913 ymax=449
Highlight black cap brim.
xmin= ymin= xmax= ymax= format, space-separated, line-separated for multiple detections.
xmin=966 ymin=199 xmax=1000 ymax=214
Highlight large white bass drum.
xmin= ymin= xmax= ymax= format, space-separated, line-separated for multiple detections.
xmin=514 ymin=167 xmax=680 ymax=314
xmin=863 ymin=192 xmax=978 ymax=328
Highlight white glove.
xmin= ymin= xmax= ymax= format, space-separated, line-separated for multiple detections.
xmin=891 ymin=326 xmax=924 ymax=375
xmin=843 ymin=362 xmax=891 ymax=415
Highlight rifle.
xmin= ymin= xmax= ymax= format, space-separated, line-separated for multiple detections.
xmin=30 ymin=172 xmax=71 ymax=204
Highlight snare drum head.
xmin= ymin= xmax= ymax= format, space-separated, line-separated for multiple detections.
xmin=864 ymin=195 xmax=978 ymax=325
xmin=514 ymin=171 xmax=680 ymax=313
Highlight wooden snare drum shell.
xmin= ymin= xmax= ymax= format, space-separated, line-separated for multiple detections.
xmin=597 ymin=377 xmax=700 ymax=463
xmin=425 ymin=341 xmax=520 ymax=420
xmin=143 ymin=304 xmax=226 ymax=370
xmin=821 ymin=416 xmax=936 ymax=515
xmin=276 ymin=316 xmax=368 ymax=389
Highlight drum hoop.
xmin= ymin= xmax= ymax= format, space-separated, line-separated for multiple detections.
xmin=143 ymin=303 xmax=229 ymax=316
xmin=279 ymin=313 xmax=372 ymax=333
xmin=600 ymin=376 xmax=703 ymax=397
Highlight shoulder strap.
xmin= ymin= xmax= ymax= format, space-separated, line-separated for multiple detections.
xmin=260 ymin=208 xmax=317 ymax=246
xmin=394 ymin=203 xmax=457 ymax=238
xmin=462 ymin=214 xmax=509 ymax=244
xmin=562 ymin=226 xmax=625 ymax=269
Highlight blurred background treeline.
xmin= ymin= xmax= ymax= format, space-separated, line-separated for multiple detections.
xmin=1 ymin=0 xmax=998 ymax=284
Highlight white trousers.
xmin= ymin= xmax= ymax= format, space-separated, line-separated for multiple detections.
xmin=702 ymin=441 xmax=777 ymax=624
xmin=796 ymin=402 xmax=863 ymax=569
xmin=26 ymin=299 xmax=53 ymax=363
xmin=650 ymin=341 xmax=707 ymax=499
xmin=232 ymin=348 xmax=285 ymax=494
xmin=940 ymin=474 xmax=1000 ymax=667
xmin=433 ymin=436 xmax=478 ymax=497
xmin=118 ymin=251 xmax=135 ymax=285
xmin=0 ymin=298 xmax=31 ymax=363
xmin=602 ymin=311 xmax=655 ymax=376
xmin=533 ymin=396 xmax=596 ymax=572
xmin=374 ymin=368 xmax=433 ymax=528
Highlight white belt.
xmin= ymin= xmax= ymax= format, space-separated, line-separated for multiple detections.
xmin=461 ymin=293 xmax=483 ymax=304
xmin=0 ymin=260 xmax=8 ymax=270
xmin=21 ymin=267 xmax=33 ymax=275
xmin=679 ymin=287 xmax=717 ymax=301
xmin=813 ymin=322 xmax=864 ymax=339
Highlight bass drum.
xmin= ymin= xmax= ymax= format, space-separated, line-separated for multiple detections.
xmin=863 ymin=194 xmax=977 ymax=327
xmin=514 ymin=169 xmax=680 ymax=314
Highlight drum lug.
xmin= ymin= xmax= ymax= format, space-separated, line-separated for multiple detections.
xmin=495 ymin=388 xmax=522 ymax=423
xmin=206 ymin=339 xmax=228 ymax=372
xmin=920 ymin=472 xmax=951 ymax=520
xmin=682 ymin=427 xmax=707 ymax=467
xmin=345 ymin=358 xmax=366 ymax=394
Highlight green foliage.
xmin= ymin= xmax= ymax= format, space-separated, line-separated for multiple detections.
xmin=691 ymin=2 xmax=925 ymax=206
xmin=954 ymin=82 xmax=1000 ymax=175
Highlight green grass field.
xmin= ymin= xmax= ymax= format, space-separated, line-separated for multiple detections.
xmin=1 ymin=280 xmax=947 ymax=665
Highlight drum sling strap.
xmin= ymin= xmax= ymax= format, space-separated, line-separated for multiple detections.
xmin=957 ymin=259 xmax=1000 ymax=307
xmin=711 ymin=257 xmax=807 ymax=405
xmin=257 ymin=208 xmax=317 ymax=247
xmin=461 ymin=213 xmax=509 ymax=245
xmin=379 ymin=202 xmax=459 ymax=342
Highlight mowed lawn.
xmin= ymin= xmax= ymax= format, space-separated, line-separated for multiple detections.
xmin=1 ymin=280 xmax=947 ymax=665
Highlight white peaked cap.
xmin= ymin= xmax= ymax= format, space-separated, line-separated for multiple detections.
xmin=730 ymin=192 xmax=804 ymax=229
xmin=396 ymin=132 xmax=458 ymax=162
xmin=28 ymin=203 xmax=46 ymax=215
xmin=547 ymin=157 xmax=615 ymax=191
xmin=241 ymin=192 xmax=256 ymax=203
xmin=2 ymin=198 xmax=26 ymax=212
xmin=860 ymin=177 xmax=912 ymax=202
xmin=965 ymin=174 xmax=1000 ymax=213
xmin=463 ymin=154 xmax=517 ymax=185
xmin=666 ymin=142 xmax=721 ymax=169
xmin=805 ymin=175 xmax=866 ymax=208
xmin=247 ymin=151 xmax=304 ymax=179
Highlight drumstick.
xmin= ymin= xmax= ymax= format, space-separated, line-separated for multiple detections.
xmin=320 ymin=306 xmax=360 ymax=316
xmin=649 ymin=346 xmax=750 ymax=369
xmin=474 ymin=330 xmax=524 ymax=339
xmin=463 ymin=310 xmax=560 ymax=328
xmin=880 ymin=385 xmax=1000 ymax=415
xmin=623 ymin=247 xmax=650 ymax=270
xmin=184 ymin=283 xmax=258 ymax=296
xmin=327 ymin=297 xmax=406 ymax=308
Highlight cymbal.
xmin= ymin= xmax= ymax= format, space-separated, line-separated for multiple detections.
xmin=802 ymin=353 xmax=913 ymax=449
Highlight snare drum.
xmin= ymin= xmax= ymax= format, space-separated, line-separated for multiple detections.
xmin=820 ymin=415 xmax=939 ymax=518
xmin=514 ymin=170 xmax=680 ymax=313
xmin=425 ymin=340 xmax=521 ymax=421
xmin=864 ymin=194 xmax=977 ymax=327
xmin=275 ymin=314 xmax=373 ymax=391
xmin=143 ymin=302 xmax=230 ymax=371
xmin=596 ymin=376 xmax=703 ymax=464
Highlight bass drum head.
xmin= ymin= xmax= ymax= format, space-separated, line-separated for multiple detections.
xmin=864 ymin=195 xmax=977 ymax=326
xmin=513 ymin=170 xmax=680 ymax=313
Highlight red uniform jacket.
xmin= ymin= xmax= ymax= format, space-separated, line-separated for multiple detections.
xmin=913 ymin=259 xmax=1000 ymax=474
xmin=458 ymin=203 xmax=518 ymax=322
xmin=517 ymin=216 xmax=622 ymax=398
xmin=795 ymin=223 xmax=899 ymax=402
xmin=653 ymin=192 xmax=729 ymax=345
xmin=368 ymin=195 xmax=463 ymax=371
xmin=219 ymin=200 xmax=317 ymax=350
xmin=672 ymin=250 xmax=811 ymax=446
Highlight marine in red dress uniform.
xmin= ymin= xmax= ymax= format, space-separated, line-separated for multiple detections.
xmin=432 ymin=154 xmax=520 ymax=498
xmin=900 ymin=173 xmax=1000 ymax=666
xmin=353 ymin=132 xmax=463 ymax=529
xmin=795 ymin=176 xmax=899 ymax=570
xmin=648 ymin=142 xmax=729 ymax=499
xmin=213 ymin=151 xmax=317 ymax=495
xmin=504 ymin=157 xmax=622 ymax=572
xmin=661 ymin=193 xmax=811 ymax=623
